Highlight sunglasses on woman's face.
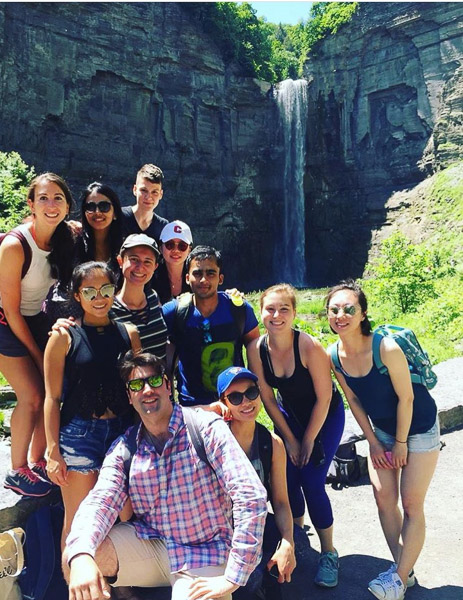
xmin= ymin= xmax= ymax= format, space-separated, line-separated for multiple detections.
xmin=84 ymin=201 xmax=113 ymax=213
xmin=164 ymin=240 xmax=189 ymax=252
xmin=79 ymin=283 xmax=116 ymax=302
xmin=225 ymin=385 xmax=260 ymax=406
xmin=327 ymin=304 xmax=358 ymax=317
xmin=127 ymin=374 xmax=164 ymax=392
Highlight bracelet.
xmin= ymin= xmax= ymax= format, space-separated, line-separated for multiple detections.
xmin=395 ymin=439 xmax=407 ymax=444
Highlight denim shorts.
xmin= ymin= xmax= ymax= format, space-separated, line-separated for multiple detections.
xmin=375 ymin=417 xmax=441 ymax=453
xmin=59 ymin=414 xmax=133 ymax=473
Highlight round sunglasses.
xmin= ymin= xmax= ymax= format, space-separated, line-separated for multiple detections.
xmin=127 ymin=374 xmax=164 ymax=392
xmin=79 ymin=283 xmax=116 ymax=302
xmin=164 ymin=240 xmax=189 ymax=252
xmin=327 ymin=304 xmax=358 ymax=317
xmin=224 ymin=385 xmax=260 ymax=406
xmin=84 ymin=200 xmax=113 ymax=213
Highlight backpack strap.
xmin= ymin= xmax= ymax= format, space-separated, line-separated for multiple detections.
xmin=372 ymin=330 xmax=388 ymax=375
xmin=113 ymin=319 xmax=131 ymax=349
xmin=256 ymin=422 xmax=273 ymax=491
xmin=183 ymin=407 xmax=211 ymax=468
xmin=0 ymin=229 xmax=32 ymax=279
xmin=229 ymin=297 xmax=246 ymax=338
xmin=122 ymin=423 xmax=141 ymax=476
xmin=328 ymin=341 xmax=342 ymax=373
xmin=172 ymin=292 xmax=194 ymax=339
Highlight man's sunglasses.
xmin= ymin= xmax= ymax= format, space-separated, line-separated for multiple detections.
xmin=164 ymin=240 xmax=189 ymax=252
xmin=84 ymin=201 xmax=113 ymax=213
xmin=224 ymin=385 xmax=260 ymax=406
xmin=127 ymin=374 xmax=164 ymax=392
xmin=327 ymin=304 xmax=358 ymax=317
xmin=79 ymin=283 xmax=116 ymax=302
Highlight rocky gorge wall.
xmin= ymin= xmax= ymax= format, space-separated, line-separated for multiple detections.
xmin=0 ymin=2 xmax=281 ymax=290
xmin=303 ymin=2 xmax=463 ymax=285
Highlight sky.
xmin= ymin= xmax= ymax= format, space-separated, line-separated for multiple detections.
xmin=249 ymin=2 xmax=313 ymax=25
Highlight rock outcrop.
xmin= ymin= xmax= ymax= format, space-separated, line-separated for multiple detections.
xmin=0 ymin=2 xmax=278 ymax=289
xmin=303 ymin=2 xmax=463 ymax=284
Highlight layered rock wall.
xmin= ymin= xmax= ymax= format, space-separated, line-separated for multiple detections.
xmin=0 ymin=2 xmax=279 ymax=289
xmin=303 ymin=2 xmax=463 ymax=284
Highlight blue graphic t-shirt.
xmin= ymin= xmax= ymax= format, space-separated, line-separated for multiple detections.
xmin=162 ymin=292 xmax=258 ymax=405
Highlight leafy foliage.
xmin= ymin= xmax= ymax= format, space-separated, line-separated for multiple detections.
xmin=365 ymin=232 xmax=453 ymax=313
xmin=184 ymin=2 xmax=359 ymax=82
xmin=0 ymin=151 xmax=35 ymax=231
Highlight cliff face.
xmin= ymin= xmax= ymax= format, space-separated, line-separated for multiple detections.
xmin=303 ymin=2 xmax=463 ymax=284
xmin=0 ymin=2 xmax=278 ymax=290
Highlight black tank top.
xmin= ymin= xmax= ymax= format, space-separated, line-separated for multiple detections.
xmin=259 ymin=330 xmax=340 ymax=430
xmin=61 ymin=321 xmax=133 ymax=425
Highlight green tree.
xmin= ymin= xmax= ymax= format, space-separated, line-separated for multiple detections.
xmin=0 ymin=151 xmax=36 ymax=231
xmin=367 ymin=232 xmax=439 ymax=313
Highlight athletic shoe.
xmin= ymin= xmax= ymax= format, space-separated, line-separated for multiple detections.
xmin=314 ymin=549 xmax=339 ymax=587
xmin=377 ymin=563 xmax=416 ymax=588
xmin=4 ymin=467 xmax=52 ymax=497
xmin=0 ymin=528 xmax=25 ymax=578
xmin=30 ymin=459 xmax=55 ymax=485
xmin=368 ymin=571 xmax=406 ymax=600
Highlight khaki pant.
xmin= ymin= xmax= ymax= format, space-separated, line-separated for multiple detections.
xmin=108 ymin=522 xmax=231 ymax=600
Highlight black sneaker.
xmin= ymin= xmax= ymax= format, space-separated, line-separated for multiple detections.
xmin=4 ymin=467 xmax=52 ymax=497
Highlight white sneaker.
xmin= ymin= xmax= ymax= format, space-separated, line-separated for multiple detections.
xmin=368 ymin=571 xmax=406 ymax=600
xmin=377 ymin=563 xmax=416 ymax=588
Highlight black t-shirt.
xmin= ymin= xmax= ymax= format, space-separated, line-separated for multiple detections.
xmin=120 ymin=206 xmax=168 ymax=242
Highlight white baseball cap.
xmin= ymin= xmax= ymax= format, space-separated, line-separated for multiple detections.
xmin=160 ymin=220 xmax=193 ymax=245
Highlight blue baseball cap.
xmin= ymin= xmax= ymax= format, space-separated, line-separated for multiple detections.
xmin=217 ymin=366 xmax=258 ymax=397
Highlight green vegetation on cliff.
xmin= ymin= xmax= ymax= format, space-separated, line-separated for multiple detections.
xmin=0 ymin=151 xmax=35 ymax=231
xmin=185 ymin=2 xmax=359 ymax=82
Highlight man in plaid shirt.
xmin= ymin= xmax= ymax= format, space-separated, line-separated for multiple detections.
xmin=64 ymin=352 xmax=267 ymax=600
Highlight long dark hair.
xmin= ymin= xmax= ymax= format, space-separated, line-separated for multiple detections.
xmin=27 ymin=173 xmax=75 ymax=286
xmin=325 ymin=279 xmax=372 ymax=336
xmin=79 ymin=182 xmax=123 ymax=266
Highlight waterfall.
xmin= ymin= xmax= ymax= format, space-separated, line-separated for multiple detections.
xmin=274 ymin=79 xmax=309 ymax=287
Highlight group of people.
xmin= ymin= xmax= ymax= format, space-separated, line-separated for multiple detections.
xmin=0 ymin=164 xmax=440 ymax=600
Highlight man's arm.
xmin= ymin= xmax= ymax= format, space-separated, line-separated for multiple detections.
xmin=200 ymin=416 xmax=268 ymax=587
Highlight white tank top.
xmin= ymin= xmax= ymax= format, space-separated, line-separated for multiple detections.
xmin=0 ymin=224 xmax=56 ymax=316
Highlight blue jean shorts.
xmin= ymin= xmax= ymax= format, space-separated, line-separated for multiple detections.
xmin=375 ymin=417 xmax=441 ymax=453
xmin=59 ymin=414 xmax=133 ymax=473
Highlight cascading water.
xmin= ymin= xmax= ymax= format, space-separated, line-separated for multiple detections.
xmin=274 ymin=79 xmax=309 ymax=287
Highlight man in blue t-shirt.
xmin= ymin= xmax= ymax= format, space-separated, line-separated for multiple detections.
xmin=162 ymin=246 xmax=259 ymax=405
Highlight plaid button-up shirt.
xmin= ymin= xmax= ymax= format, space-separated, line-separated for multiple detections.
xmin=66 ymin=405 xmax=267 ymax=586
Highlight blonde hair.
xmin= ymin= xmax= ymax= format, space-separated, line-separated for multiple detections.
xmin=260 ymin=283 xmax=297 ymax=311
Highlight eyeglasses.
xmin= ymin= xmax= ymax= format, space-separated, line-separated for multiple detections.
xmin=225 ymin=385 xmax=260 ymax=406
xmin=164 ymin=240 xmax=189 ymax=252
xmin=79 ymin=283 xmax=116 ymax=302
xmin=201 ymin=318 xmax=212 ymax=344
xmin=127 ymin=374 xmax=164 ymax=392
xmin=327 ymin=304 xmax=358 ymax=317
xmin=84 ymin=201 xmax=113 ymax=213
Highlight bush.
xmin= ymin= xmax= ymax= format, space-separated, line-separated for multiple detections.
xmin=366 ymin=232 xmax=442 ymax=313
xmin=0 ymin=151 xmax=35 ymax=231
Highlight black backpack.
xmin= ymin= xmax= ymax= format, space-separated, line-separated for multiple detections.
xmin=326 ymin=431 xmax=362 ymax=487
